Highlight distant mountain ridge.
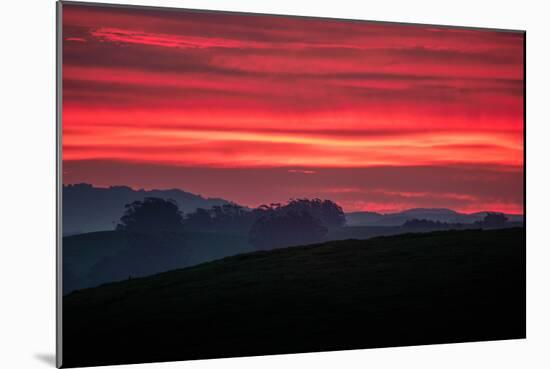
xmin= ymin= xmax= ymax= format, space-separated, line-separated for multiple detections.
xmin=63 ymin=184 xmax=523 ymax=233
xmin=346 ymin=207 xmax=524 ymax=227
xmin=63 ymin=183 xmax=231 ymax=235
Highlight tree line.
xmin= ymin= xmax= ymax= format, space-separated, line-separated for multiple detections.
xmin=116 ymin=197 xmax=346 ymax=250
xmin=402 ymin=213 xmax=511 ymax=231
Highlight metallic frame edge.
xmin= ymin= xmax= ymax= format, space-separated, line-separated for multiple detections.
xmin=56 ymin=1 xmax=63 ymax=367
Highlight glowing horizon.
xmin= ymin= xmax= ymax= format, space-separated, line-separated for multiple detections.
xmin=62 ymin=5 xmax=524 ymax=214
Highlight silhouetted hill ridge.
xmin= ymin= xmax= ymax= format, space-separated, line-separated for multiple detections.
xmin=63 ymin=227 xmax=525 ymax=367
xmin=346 ymin=207 xmax=523 ymax=226
xmin=63 ymin=183 xmax=232 ymax=234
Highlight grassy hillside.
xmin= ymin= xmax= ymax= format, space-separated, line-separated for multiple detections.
xmin=62 ymin=228 xmax=525 ymax=368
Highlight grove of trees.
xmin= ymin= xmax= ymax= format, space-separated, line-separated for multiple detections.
xmin=115 ymin=197 xmax=346 ymax=251
xmin=249 ymin=211 xmax=328 ymax=250
xmin=116 ymin=197 xmax=185 ymax=234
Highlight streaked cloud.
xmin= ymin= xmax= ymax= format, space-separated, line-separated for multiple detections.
xmin=62 ymin=4 xmax=524 ymax=213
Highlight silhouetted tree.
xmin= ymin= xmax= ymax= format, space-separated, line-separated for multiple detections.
xmin=184 ymin=198 xmax=345 ymax=235
xmin=254 ymin=199 xmax=345 ymax=229
xmin=249 ymin=211 xmax=328 ymax=250
xmin=185 ymin=208 xmax=212 ymax=230
xmin=184 ymin=203 xmax=255 ymax=232
xmin=481 ymin=212 xmax=509 ymax=228
xmin=402 ymin=219 xmax=449 ymax=230
xmin=116 ymin=197 xmax=185 ymax=234
xmin=283 ymin=199 xmax=346 ymax=228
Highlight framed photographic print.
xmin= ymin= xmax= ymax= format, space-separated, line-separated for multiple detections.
xmin=57 ymin=1 xmax=525 ymax=367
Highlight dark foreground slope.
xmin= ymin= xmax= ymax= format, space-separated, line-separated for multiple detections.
xmin=63 ymin=228 xmax=525 ymax=368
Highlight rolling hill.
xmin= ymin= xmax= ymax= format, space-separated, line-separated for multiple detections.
xmin=62 ymin=227 xmax=525 ymax=368
xmin=63 ymin=230 xmax=253 ymax=294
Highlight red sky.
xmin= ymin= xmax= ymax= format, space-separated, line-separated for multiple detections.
xmin=62 ymin=4 xmax=525 ymax=214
